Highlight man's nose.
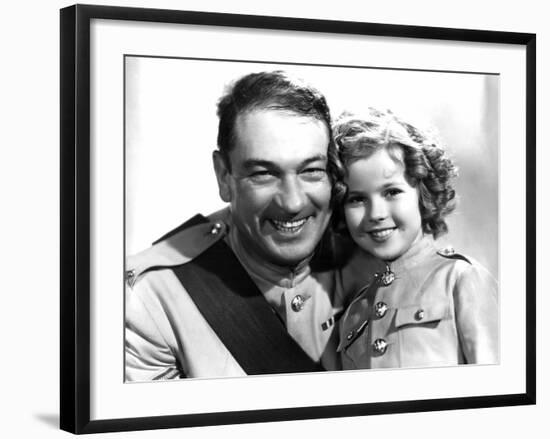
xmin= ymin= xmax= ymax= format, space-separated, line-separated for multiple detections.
xmin=274 ymin=177 xmax=307 ymax=213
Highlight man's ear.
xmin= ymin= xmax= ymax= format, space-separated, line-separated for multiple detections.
xmin=212 ymin=150 xmax=232 ymax=203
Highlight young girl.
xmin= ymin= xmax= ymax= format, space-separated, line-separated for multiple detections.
xmin=333 ymin=108 xmax=498 ymax=369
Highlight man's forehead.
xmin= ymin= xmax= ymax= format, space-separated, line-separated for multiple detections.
xmin=230 ymin=109 xmax=330 ymax=165
xmin=234 ymin=108 xmax=327 ymax=132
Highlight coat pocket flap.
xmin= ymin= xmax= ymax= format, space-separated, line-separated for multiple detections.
xmin=337 ymin=318 xmax=369 ymax=352
xmin=395 ymin=301 xmax=450 ymax=328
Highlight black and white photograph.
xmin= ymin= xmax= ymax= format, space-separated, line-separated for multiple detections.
xmin=124 ymin=60 xmax=500 ymax=380
xmin=3 ymin=0 xmax=548 ymax=436
xmin=55 ymin=3 xmax=537 ymax=435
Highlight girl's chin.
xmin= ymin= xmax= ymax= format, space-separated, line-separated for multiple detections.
xmin=363 ymin=246 xmax=402 ymax=261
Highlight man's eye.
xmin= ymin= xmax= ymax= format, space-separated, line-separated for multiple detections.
xmin=249 ymin=171 xmax=275 ymax=182
xmin=301 ymin=168 xmax=327 ymax=179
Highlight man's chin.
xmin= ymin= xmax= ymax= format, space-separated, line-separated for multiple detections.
xmin=265 ymin=245 xmax=315 ymax=268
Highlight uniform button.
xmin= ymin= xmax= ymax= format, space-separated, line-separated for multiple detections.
xmin=210 ymin=222 xmax=223 ymax=235
xmin=126 ymin=269 xmax=135 ymax=286
xmin=415 ymin=309 xmax=425 ymax=321
xmin=374 ymin=301 xmax=388 ymax=318
xmin=346 ymin=330 xmax=355 ymax=341
xmin=372 ymin=338 xmax=388 ymax=354
xmin=291 ymin=295 xmax=306 ymax=312
xmin=377 ymin=267 xmax=395 ymax=286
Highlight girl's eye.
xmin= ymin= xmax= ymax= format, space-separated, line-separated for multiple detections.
xmin=345 ymin=195 xmax=366 ymax=205
xmin=385 ymin=188 xmax=402 ymax=198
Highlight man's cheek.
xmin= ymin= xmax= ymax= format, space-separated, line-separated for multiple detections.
xmin=311 ymin=186 xmax=332 ymax=209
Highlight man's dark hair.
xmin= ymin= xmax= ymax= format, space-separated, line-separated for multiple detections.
xmin=216 ymin=70 xmax=334 ymax=170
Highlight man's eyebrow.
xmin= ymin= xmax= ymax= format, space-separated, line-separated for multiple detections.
xmin=300 ymin=155 xmax=328 ymax=167
xmin=241 ymin=159 xmax=276 ymax=170
xmin=241 ymin=155 xmax=327 ymax=170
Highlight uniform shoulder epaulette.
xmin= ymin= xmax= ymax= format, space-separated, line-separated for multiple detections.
xmin=436 ymin=246 xmax=472 ymax=265
xmin=126 ymin=212 xmax=229 ymax=287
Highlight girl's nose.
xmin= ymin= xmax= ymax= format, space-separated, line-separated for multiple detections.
xmin=368 ymin=198 xmax=388 ymax=222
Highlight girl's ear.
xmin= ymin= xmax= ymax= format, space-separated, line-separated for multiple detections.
xmin=212 ymin=150 xmax=232 ymax=202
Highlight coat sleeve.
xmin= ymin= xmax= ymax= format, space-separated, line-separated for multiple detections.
xmin=453 ymin=262 xmax=499 ymax=364
xmin=125 ymin=281 xmax=183 ymax=381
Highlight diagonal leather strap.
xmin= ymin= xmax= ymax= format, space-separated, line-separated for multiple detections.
xmin=172 ymin=238 xmax=324 ymax=375
xmin=152 ymin=214 xmax=207 ymax=245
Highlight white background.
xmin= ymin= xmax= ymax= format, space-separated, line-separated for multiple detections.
xmin=0 ymin=0 xmax=545 ymax=438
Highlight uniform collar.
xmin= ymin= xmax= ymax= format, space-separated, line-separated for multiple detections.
xmin=385 ymin=234 xmax=436 ymax=273
xmin=225 ymin=217 xmax=312 ymax=289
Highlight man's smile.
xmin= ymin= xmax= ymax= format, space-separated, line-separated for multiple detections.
xmin=268 ymin=217 xmax=310 ymax=234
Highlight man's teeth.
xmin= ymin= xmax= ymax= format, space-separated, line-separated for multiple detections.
xmin=369 ymin=228 xmax=394 ymax=239
xmin=271 ymin=218 xmax=307 ymax=232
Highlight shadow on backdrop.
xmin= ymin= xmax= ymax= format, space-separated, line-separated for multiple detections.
xmin=34 ymin=413 xmax=58 ymax=429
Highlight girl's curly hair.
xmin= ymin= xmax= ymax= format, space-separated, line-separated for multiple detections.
xmin=332 ymin=108 xmax=458 ymax=238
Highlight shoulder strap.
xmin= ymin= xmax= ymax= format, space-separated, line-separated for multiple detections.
xmin=152 ymin=214 xmax=207 ymax=245
xmin=437 ymin=246 xmax=472 ymax=264
xmin=172 ymin=239 xmax=324 ymax=375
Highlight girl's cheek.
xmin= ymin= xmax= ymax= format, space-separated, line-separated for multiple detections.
xmin=345 ymin=208 xmax=363 ymax=233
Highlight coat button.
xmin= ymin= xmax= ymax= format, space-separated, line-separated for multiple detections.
xmin=374 ymin=301 xmax=388 ymax=318
xmin=372 ymin=338 xmax=388 ymax=354
xmin=291 ymin=295 xmax=306 ymax=312
xmin=346 ymin=330 xmax=355 ymax=341
xmin=415 ymin=309 xmax=425 ymax=321
xmin=377 ymin=267 xmax=395 ymax=286
xmin=126 ymin=269 xmax=135 ymax=286
xmin=210 ymin=222 xmax=223 ymax=235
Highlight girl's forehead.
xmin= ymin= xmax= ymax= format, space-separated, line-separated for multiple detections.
xmin=346 ymin=148 xmax=408 ymax=185
xmin=345 ymin=142 xmax=405 ymax=166
xmin=351 ymin=147 xmax=404 ymax=170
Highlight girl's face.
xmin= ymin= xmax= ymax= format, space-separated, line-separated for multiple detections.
xmin=344 ymin=148 xmax=423 ymax=261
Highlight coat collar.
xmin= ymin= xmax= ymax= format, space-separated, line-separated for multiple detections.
xmin=386 ymin=234 xmax=437 ymax=273
xmin=226 ymin=217 xmax=313 ymax=289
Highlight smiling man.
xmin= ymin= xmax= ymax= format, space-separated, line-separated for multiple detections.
xmin=213 ymin=109 xmax=332 ymax=267
xmin=125 ymin=71 xmax=345 ymax=380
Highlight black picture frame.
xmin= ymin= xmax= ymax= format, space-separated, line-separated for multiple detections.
xmin=60 ymin=3 xmax=536 ymax=434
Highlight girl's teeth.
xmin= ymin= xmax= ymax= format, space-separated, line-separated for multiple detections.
xmin=370 ymin=229 xmax=393 ymax=239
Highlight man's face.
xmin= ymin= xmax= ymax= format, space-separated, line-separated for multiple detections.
xmin=214 ymin=109 xmax=332 ymax=267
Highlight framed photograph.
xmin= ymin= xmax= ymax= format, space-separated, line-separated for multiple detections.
xmin=60 ymin=4 xmax=536 ymax=434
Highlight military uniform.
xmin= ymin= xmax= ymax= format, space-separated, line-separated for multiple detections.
xmin=338 ymin=235 xmax=498 ymax=369
xmin=125 ymin=208 xmax=345 ymax=381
